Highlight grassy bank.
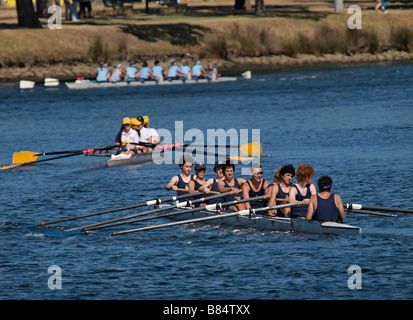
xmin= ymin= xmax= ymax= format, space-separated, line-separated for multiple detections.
xmin=0 ymin=2 xmax=412 ymax=82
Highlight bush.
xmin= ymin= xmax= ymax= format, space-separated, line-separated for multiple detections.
xmin=390 ymin=25 xmax=413 ymax=52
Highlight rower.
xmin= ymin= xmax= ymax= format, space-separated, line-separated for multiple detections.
xmin=137 ymin=61 xmax=155 ymax=82
xmin=118 ymin=117 xmax=139 ymax=155
xmin=165 ymin=154 xmax=194 ymax=196
xmin=191 ymin=59 xmax=208 ymax=79
xmin=109 ymin=64 xmax=127 ymax=82
xmin=166 ymin=59 xmax=183 ymax=81
xmin=267 ymin=164 xmax=295 ymax=217
xmin=306 ymin=176 xmax=346 ymax=222
xmin=152 ymin=60 xmax=165 ymax=80
xmin=96 ymin=62 xmax=110 ymax=82
xmin=124 ymin=61 xmax=138 ymax=81
xmin=286 ymin=163 xmax=317 ymax=219
xmin=180 ymin=61 xmax=191 ymax=79
xmin=218 ymin=161 xmax=246 ymax=211
xmin=131 ymin=118 xmax=147 ymax=153
xmin=143 ymin=116 xmax=160 ymax=144
xmin=188 ymin=162 xmax=209 ymax=207
xmin=242 ymin=164 xmax=271 ymax=212
xmin=204 ymin=161 xmax=225 ymax=205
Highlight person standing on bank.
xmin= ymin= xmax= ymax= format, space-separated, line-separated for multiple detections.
xmin=306 ymin=176 xmax=346 ymax=222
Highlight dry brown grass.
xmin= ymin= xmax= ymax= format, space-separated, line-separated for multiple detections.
xmin=0 ymin=5 xmax=412 ymax=75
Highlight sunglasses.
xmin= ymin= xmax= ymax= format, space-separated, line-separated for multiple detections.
xmin=254 ymin=171 xmax=264 ymax=175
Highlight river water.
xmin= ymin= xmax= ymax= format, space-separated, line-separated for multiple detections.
xmin=0 ymin=62 xmax=412 ymax=302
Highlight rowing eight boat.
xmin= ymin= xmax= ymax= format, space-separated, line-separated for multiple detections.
xmin=65 ymin=74 xmax=249 ymax=90
xmin=165 ymin=205 xmax=361 ymax=236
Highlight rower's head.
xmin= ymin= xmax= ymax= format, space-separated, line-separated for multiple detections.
xmin=317 ymin=176 xmax=333 ymax=192
xmin=195 ymin=162 xmax=206 ymax=178
xmin=178 ymin=154 xmax=194 ymax=174
xmin=250 ymin=164 xmax=263 ymax=181
xmin=143 ymin=116 xmax=150 ymax=128
xmin=122 ymin=117 xmax=132 ymax=131
xmin=131 ymin=118 xmax=143 ymax=130
xmin=296 ymin=163 xmax=315 ymax=184
xmin=214 ymin=160 xmax=224 ymax=178
xmin=222 ymin=162 xmax=235 ymax=179
xmin=274 ymin=164 xmax=295 ymax=184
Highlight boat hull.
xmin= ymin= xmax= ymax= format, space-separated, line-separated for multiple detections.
xmin=172 ymin=207 xmax=361 ymax=236
xmin=107 ymin=152 xmax=154 ymax=167
xmin=65 ymin=76 xmax=240 ymax=90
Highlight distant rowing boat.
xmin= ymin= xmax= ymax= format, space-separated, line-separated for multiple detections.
xmin=106 ymin=152 xmax=154 ymax=167
xmin=65 ymin=72 xmax=252 ymax=90
xmin=170 ymin=206 xmax=361 ymax=236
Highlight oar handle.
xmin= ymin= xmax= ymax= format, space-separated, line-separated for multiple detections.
xmin=176 ymin=188 xmax=221 ymax=195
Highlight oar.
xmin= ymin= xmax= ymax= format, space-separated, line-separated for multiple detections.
xmin=64 ymin=193 xmax=271 ymax=236
xmin=346 ymin=209 xmax=397 ymax=217
xmin=35 ymin=191 xmax=206 ymax=227
xmin=344 ymin=203 xmax=413 ymax=214
xmin=12 ymin=145 xmax=119 ymax=164
xmin=1 ymin=152 xmax=85 ymax=170
xmin=45 ymin=191 xmax=236 ymax=237
xmin=111 ymin=202 xmax=301 ymax=236
xmin=1 ymin=144 xmax=119 ymax=170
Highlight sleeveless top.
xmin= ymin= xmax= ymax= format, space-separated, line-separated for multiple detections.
xmin=314 ymin=193 xmax=340 ymax=221
xmin=276 ymin=183 xmax=290 ymax=205
xmin=208 ymin=179 xmax=224 ymax=205
xmin=247 ymin=180 xmax=266 ymax=209
xmin=191 ymin=179 xmax=205 ymax=206
xmin=222 ymin=179 xmax=241 ymax=203
xmin=176 ymin=175 xmax=190 ymax=196
xmin=290 ymin=184 xmax=311 ymax=218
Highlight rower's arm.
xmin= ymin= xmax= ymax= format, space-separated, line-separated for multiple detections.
xmin=165 ymin=176 xmax=179 ymax=191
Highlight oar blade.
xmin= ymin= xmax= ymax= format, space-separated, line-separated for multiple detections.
xmin=13 ymin=151 xmax=39 ymax=164
xmin=239 ymin=142 xmax=262 ymax=155
xmin=0 ymin=164 xmax=19 ymax=170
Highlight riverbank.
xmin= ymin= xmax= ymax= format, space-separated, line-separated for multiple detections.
xmin=1 ymin=2 xmax=412 ymax=83
xmin=1 ymin=49 xmax=412 ymax=83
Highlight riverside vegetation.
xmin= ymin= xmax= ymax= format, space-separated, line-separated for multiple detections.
xmin=0 ymin=4 xmax=412 ymax=82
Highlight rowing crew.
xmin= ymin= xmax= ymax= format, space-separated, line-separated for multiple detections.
xmin=115 ymin=116 xmax=160 ymax=155
xmin=96 ymin=60 xmax=219 ymax=83
xmin=166 ymin=155 xmax=346 ymax=223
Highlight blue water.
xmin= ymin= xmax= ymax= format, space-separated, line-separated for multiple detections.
xmin=0 ymin=63 xmax=412 ymax=300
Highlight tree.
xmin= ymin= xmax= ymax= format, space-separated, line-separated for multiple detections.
xmin=16 ymin=0 xmax=42 ymax=28
xmin=36 ymin=0 xmax=53 ymax=18
xmin=255 ymin=0 xmax=265 ymax=16
xmin=234 ymin=0 xmax=263 ymax=16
